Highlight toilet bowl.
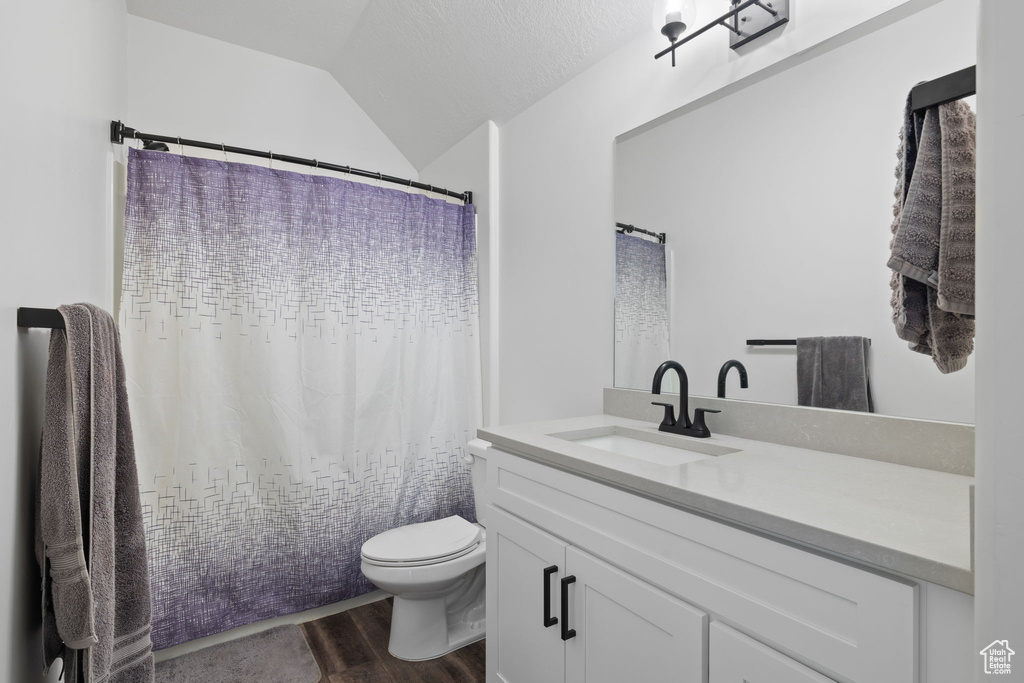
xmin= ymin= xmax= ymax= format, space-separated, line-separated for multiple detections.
xmin=359 ymin=440 xmax=490 ymax=661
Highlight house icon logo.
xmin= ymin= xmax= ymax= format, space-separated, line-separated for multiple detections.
xmin=980 ymin=640 xmax=1015 ymax=675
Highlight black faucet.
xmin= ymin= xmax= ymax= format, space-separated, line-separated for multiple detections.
xmin=717 ymin=360 xmax=749 ymax=398
xmin=651 ymin=360 xmax=720 ymax=438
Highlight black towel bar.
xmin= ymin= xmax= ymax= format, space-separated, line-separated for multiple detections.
xmin=746 ymin=339 xmax=797 ymax=346
xmin=17 ymin=307 xmax=64 ymax=329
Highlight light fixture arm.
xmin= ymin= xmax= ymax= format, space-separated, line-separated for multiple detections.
xmin=655 ymin=0 xmax=789 ymax=65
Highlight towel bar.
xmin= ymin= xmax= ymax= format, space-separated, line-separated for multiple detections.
xmin=17 ymin=307 xmax=64 ymax=329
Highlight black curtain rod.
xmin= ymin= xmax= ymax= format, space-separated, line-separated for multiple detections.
xmin=110 ymin=121 xmax=473 ymax=205
xmin=616 ymin=222 xmax=666 ymax=244
xmin=18 ymin=308 xmax=64 ymax=329
xmin=911 ymin=66 xmax=976 ymax=112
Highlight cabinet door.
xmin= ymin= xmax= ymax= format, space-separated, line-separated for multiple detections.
xmin=710 ymin=622 xmax=837 ymax=683
xmin=564 ymin=546 xmax=708 ymax=683
xmin=487 ymin=507 xmax=567 ymax=683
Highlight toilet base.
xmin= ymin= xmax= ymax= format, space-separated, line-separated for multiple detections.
xmin=387 ymin=565 xmax=486 ymax=661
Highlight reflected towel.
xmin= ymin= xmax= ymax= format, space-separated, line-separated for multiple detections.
xmin=797 ymin=337 xmax=874 ymax=413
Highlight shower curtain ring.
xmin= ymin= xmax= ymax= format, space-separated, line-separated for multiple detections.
xmin=221 ymin=143 xmax=227 ymax=162
xmin=177 ymin=137 xmax=183 ymax=156
xmin=269 ymin=151 xmax=274 ymax=169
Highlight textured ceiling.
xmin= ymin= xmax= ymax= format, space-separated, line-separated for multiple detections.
xmin=126 ymin=0 xmax=651 ymax=169
xmin=126 ymin=0 xmax=373 ymax=70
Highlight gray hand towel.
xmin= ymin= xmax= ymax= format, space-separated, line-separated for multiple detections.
xmin=797 ymin=337 xmax=874 ymax=413
xmin=936 ymin=100 xmax=976 ymax=316
xmin=890 ymin=108 xmax=943 ymax=287
xmin=37 ymin=304 xmax=155 ymax=682
xmin=889 ymin=93 xmax=931 ymax=349
xmin=888 ymin=93 xmax=975 ymax=373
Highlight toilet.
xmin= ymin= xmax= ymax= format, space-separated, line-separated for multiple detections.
xmin=360 ymin=440 xmax=490 ymax=661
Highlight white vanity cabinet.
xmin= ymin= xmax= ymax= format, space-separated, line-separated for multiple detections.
xmin=487 ymin=506 xmax=707 ymax=683
xmin=484 ymin=445 xmax=923 ymax=683
xmin=710 ymin=622 xmax=837 ymax=683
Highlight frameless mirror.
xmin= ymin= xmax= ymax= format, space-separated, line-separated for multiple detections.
xmin=614 ymin=3 xmax=976 ymax=424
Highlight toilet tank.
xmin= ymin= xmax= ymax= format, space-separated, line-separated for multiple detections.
xmin=466 ymin=439 xmax=491 ymax=527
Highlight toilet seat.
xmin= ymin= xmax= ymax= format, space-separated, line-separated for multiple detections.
xmin=361 ymin=515 xmax=481 ymax=567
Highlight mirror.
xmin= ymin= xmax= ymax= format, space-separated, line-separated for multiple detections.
xmin=614 ymin=2 xmax=976 ymax=424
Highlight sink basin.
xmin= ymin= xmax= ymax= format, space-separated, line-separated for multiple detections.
xmin=550 ymin=425 xmax=740 ymax=467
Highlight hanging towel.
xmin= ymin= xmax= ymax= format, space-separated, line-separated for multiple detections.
xmin=888 ymin=93 xmax=975 ymax=373
xmin=37 ymin=304 xmax=155 ymax=683
xmin=796 ymin=337 xmax=874 ymax=413
xmin=889 ymin=93 xmax=931 ymax=350
xmin=936 ymin=100 xmax=977 ymax=316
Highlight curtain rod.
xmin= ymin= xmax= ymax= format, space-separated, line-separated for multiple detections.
xmin=911 ymin=66 xmax=976 ymax=112
xmin=616 ymin=222 xmax=666 ymax=244
xmin=109 ymin=121 xmax=473 ymax=205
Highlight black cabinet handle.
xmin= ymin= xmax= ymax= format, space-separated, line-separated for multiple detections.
xmin=543 ymin=565 xmax=558 ymax=627
xmin=560 ymin=575 xmax=577 ymax=641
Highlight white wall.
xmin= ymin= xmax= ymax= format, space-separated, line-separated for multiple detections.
xmin=616 ymin=0 xmax=976 ymax=424
xmin=497 ymin=0 xmax=952 ymax=425
xmin=0 ymin=1 xmax=128 ymax=680
xmin=421 ymin=122 xmax=501 ymax=426
xmin=975 ymin=1 xmax=1024 ymax=677
xmin=127 ymin=17 xmax=416 ymax=181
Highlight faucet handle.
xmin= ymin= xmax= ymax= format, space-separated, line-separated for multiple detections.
xmin=651 ymin=402 xmax=677 ymax=428
xmin=692 ymin=408 xmax=721 ymax=431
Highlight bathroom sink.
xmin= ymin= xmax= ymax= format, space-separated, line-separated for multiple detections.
xmin=550 ymin=425 xmax=740 ymax=467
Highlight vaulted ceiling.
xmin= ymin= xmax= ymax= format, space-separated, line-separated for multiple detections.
xmin=126 ymin=0 xmax=651 ymax=168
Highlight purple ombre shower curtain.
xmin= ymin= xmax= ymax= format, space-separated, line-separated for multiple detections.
xmin=615 ymin=232 xmax=670 ymax=389
xmin=119 ymin=148 xmax=481 ymax=649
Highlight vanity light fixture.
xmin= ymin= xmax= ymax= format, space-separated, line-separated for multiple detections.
xmin=654 ymin=0 xmax=789 ymax=66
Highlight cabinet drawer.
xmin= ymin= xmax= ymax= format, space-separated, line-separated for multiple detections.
xmin=710 ymin=622 xmax=836 ymax=683
xmin=487 ymin=447 xmax=917 ymax=682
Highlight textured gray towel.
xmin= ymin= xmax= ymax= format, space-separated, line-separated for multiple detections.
xmin=888 ymin=94 xmax=975 ymax=373
xmin=889 ymin=93 xmax=931 ymax=349
xmin=936 ymin=101 xmax=977 ymax=316
xmin=37 ymin=304 xmax=155 ymax=682
xmin=797 ymin=337 xmax=874 ymax=413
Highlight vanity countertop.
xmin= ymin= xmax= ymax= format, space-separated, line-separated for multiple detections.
xmin=478 ymin=414 xmax=974 ymax=594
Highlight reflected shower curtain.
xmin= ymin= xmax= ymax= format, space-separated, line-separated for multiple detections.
xmin=614 ymin=233 xmax=670 ymax=389
xmin=120 ymin=148 xmax=481 ymax=649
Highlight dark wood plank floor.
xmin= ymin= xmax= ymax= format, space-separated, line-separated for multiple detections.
xmin=301 ymin=598 xmax=486 ymax=683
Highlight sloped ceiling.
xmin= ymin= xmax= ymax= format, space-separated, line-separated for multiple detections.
xmin=126 ymin=0 xmax=651 ymax=168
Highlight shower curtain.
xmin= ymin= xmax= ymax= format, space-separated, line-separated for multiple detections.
xmin=120 ymin=148 xmax=481 ymax=649
xmin=614 ymin=232 xmax=671 ymax=390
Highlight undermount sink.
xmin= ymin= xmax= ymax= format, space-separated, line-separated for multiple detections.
xmin=550 ymin=425 xmax=740 ymax=467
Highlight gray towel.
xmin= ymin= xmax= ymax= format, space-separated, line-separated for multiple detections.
xmin=888 ymin=95 xmax=975 ymax=373
xmin=37 ymin=304 xmax=155 ymax=682
xmin=936 ymin=100 xmax=977 ymax=316
xmin=889 ymin=93 xmax=931 ymax=349
xmin=797 ymin=337 xmax=874 ymax=413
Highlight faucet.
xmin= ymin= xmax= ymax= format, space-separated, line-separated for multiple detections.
xmin=717 ymin=360 xmax=749 ymax=398
xmin=651 ymin=360 xmax=720 ymax=438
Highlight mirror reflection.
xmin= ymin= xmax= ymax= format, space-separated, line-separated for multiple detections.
xmin=614 ymin=7 xmax=975 ymax=424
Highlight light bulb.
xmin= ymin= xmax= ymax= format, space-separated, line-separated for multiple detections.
xmin=651 ymin=0 xmax=697 ymax=43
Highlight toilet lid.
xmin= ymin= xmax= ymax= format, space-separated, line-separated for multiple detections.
xmin=361 ymin=515 xmax=481 ymax=565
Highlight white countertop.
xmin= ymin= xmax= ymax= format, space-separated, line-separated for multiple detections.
xmin=479 ymin=414 xmax=974 ymax=594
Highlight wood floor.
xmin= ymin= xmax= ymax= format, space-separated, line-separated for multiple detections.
xmin=301 ymin=598 xmax=486 ymax=683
